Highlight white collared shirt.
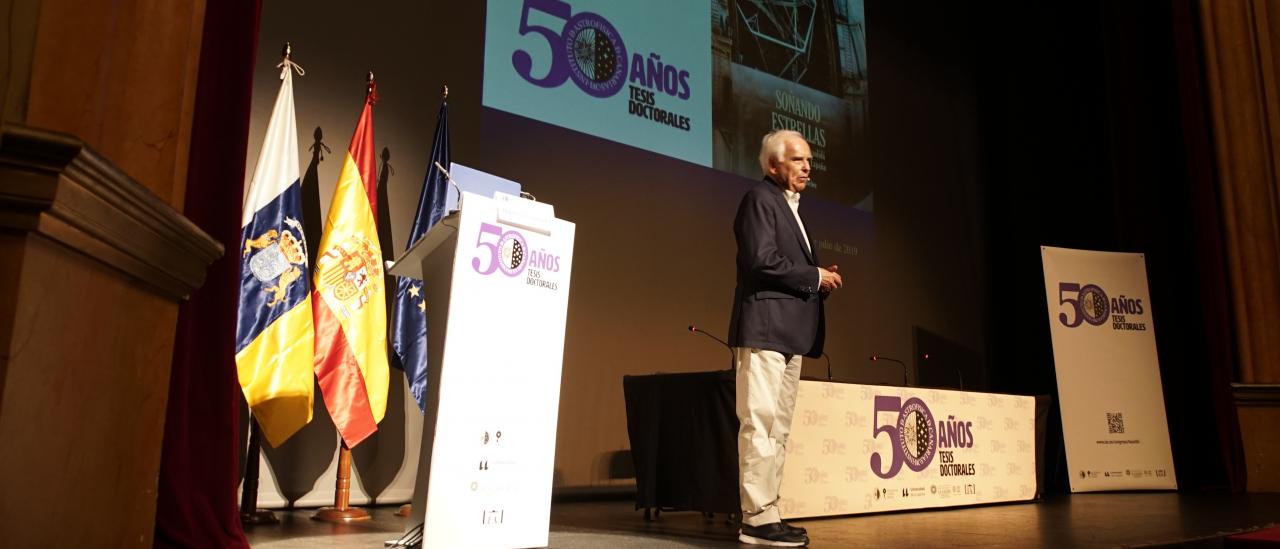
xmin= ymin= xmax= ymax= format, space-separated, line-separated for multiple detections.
xmin=782 ymin=188 xmax=823 ymax=292
xmin=782 ymin=188 xmax=811 ymax=252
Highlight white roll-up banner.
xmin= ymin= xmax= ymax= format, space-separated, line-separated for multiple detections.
xmin=1041 ymin=246 xmax=1176 ymax=492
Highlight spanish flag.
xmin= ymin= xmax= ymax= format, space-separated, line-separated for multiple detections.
xmin=235 ymin=61 xmax=314 ymax=447
xmin=311 ymin=77 xmax=389 ymax=448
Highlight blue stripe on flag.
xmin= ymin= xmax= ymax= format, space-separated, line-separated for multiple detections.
xmin=236 ymin=180 xmax=312 ymax=353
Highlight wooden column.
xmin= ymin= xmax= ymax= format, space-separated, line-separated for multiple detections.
xmin=0 ymin=125 xmax=221 ymax=545
xmin=0 ymin=0 xmax=215 ymax=542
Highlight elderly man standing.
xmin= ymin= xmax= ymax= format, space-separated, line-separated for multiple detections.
xmin=728 ymin=130 xmax=841 ymax=547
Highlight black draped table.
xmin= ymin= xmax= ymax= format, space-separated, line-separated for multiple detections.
xmin=623 ymin=371 xmax=1051 ymax=519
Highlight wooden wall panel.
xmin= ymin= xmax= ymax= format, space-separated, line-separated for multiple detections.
xmin=0 ymin=232 xmax=178 ymax=546
xmin=0 ymin=126 xmax=221 ymax=545
xmin=1234 ymin=385 xmax=1280 ymax=492
xmin=23 ymin=0 xmax=207 ymax=209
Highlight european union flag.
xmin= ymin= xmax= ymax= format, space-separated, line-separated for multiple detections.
xmin=391 ymin=99 xmax=449 ymax=411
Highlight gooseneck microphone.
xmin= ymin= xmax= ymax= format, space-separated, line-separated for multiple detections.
xmin=870 ymin=354 xmax=908 ymax=386
xmin=822 ymin=352 xmax=833 ymax=381
xmin=689 ymin=324 xmax=734 ymax=369
xmin=433 ymin=161 xmax=463 ymax=213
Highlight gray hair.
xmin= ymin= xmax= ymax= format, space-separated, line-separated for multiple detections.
xmin=758 ymin=130 xmax=806 ymax=175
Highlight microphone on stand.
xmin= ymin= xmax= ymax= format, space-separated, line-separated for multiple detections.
xmin=433 ymin=161 xmax=463 ymax=214
xmin=688 ymin=324 xmax=734 ymax=370
xmin=870 ymin=354 xmax=908 ymax=386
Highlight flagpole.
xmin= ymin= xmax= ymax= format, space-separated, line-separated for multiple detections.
xmin=392 ymin=82 xmax=450 ymax=521
xmin=237 ymin=41 xmax=299 ymax=528
xmin=312 ymin=441 xmax=371 ymax=522
xmin=240 ymin=416 xmax=279 ymax=525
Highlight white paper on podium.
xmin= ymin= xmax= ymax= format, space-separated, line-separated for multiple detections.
xmin=413 ymin=192 xmax=575 ymax=549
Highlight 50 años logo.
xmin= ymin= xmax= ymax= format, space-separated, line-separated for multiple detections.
xmin=473 ymin=222 xmax=563 ymax=290
xmin=509 ymin=0 xmax=692 ymax=104
xmin=511 ymin=0 xmax=629 ymax=98
xmin=871 ymin=396 xmax=938 ymax=479
xmin=1056 ymin=282 xmax=1146 ymax=330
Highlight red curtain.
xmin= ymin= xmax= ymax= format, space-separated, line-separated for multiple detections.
xmin=155 ymin=1 xmax=263 ymax=546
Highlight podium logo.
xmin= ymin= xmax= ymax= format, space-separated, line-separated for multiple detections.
xmin=474 ymin=222 xmax=564 ymax=290
xmin=481 ymin=509 xmax=505 ymax=525
xmin=474 ymin=223 xmax=528 ymax=277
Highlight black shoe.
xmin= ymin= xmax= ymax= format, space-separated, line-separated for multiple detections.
xmin=739 ymin=522 xmax=809 ymax=546
xmin=782 ymin=521 xmax=807 ymax=536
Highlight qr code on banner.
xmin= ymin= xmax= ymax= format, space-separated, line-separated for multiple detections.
xmin=1107 ymin=412 xmax=1125 ymax=434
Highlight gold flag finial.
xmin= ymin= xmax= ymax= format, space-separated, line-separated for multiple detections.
xmin=365 ymin=71 xmax=379 ymax=104
xmin=441 ymin=85 xmax=449 ymax=100
xmin=282 ymin=42 xmax=292 ymax=60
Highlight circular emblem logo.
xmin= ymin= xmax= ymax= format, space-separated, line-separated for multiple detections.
xmin=1078 ymin=284 xmax=1110 ymax=326
xmin=897 ymin=398 xmax=937 ymax=472
xmin=497 ymin=231 xmax=527 ymax=276
xmin=562 ymin=13 xmax=628 ymax=98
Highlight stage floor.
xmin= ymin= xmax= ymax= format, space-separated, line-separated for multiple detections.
xmin=245 ymin=492 xmax=1280 ymax=548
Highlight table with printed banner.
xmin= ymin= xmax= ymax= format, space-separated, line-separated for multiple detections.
xmin=624 ymin=374 xmax=1046 ymax=520
xmin=390 ymin=191 xmax=575 ymax=549
xmin=777 ymin=381 xmax=1039 ymax=518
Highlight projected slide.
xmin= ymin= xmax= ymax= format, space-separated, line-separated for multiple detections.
xmin=713 ymin=0 xmax=868 ymax=205
xmin=483 ymin=0 xmax=868 ymax=204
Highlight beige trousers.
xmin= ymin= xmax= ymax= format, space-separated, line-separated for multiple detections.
xmin=734 ymin=346 xmax=803 ymax=527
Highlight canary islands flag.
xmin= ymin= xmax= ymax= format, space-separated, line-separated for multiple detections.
xmin=235 ymin=62 xmax=315 ymax=448
xmin=312 ymin=81 xmax=389 ymax=448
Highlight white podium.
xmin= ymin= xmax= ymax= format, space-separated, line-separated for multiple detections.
xmin=389 ymin=191 xmax=575 ymax=548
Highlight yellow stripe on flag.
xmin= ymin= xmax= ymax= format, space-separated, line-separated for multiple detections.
xmin=236 ymin=299 xmax=316 ymax=447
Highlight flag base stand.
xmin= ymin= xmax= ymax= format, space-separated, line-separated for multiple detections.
xmin=396 ymin=504 xmax=412 ymax=517
xmin=311 ymin=442 xmax=371 ymax=523
xmin=241 ymin=509 xmax=279 ymax=526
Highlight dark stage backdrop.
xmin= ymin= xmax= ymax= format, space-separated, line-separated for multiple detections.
xmin=974 ymin=1 xmax=1240 ymax=491
xmin=233 ymin=0 xmax=1235 ymax=500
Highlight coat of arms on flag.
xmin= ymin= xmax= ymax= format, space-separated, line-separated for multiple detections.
xmin=245 ymin=218 xmax=308 ymax=308
xmin=316 ymin=233 xmax=381 ymax=314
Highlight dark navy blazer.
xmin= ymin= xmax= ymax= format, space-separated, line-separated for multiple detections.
xmin=728 ymin=178 xmax=826 ymax=358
